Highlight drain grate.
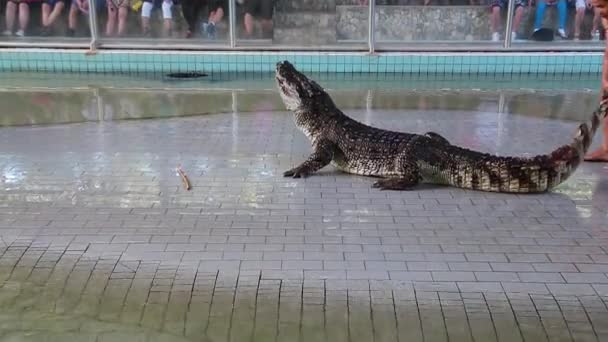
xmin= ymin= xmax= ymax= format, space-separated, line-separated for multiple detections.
xmin=165 ymin=72 xmax=208 ymax=79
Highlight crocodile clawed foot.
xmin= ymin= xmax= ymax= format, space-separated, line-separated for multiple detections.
xmin=372 ymin=178 xmax=417 ymax=191
xmin=283 ymin=166 xmax=311 ymax=178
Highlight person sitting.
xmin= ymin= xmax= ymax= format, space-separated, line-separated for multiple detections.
xmin=200 ymin=0 xmax=224 ymax=39
xmin=68 ymin=0 xmax=104 ymax=36
xmin=490 ymin=0 xmax=527 ymax=41
xmin=141 ymin=0 xmax=175 ymax=37
xmin=105 ymin=0 xmax=129 ymax=37
xmin=3 ymin=0 xmax=39 ymax=37
xmin=574 ymin=0 xmax=602 ymax=40
xmin=243 ymin=0 xmax=273 ymax=39
xmin=40 ymin=0 xmax=65 ymax=35
xmin=533 ymin=0 xmax=568 ymax=39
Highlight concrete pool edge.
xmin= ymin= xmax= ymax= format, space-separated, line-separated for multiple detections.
xmin=0 ymin=49 xmax=603 ymax=75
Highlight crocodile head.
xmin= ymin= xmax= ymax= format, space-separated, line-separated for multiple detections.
xmin=275 ymin=61 xmax=326 ymax=111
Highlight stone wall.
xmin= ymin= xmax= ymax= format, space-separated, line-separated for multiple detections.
xmin=272 ymin=0 xmax=338 ymax=45
xmin=337 ymin=5 xmax=596 ymax=42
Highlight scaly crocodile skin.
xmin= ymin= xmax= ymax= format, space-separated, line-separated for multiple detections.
xmin=275 ymin=60 xmax=608 ymax=193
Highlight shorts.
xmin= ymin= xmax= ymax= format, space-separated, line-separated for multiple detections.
xmin=490 ymin=0 xmax=527 ymax=8
xmin=8 ymin=0 xmax=42 ymax=4
xmin=244 ymin=0 xmax=273 ymax=19
xmin=43 ymin=0 xmax=65 ymax=6
xmin=107 ymin=0 xmax=129 ymax=8
xmin=142 ymin=0 xmax=173 ymax=18
xmin=574 ymin=0 xmax=588 ymax=9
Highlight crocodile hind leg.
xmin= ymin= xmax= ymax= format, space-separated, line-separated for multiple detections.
xmin=284 ymin=139 xmax=335 ymax=178
xmin=372 ymin=164 xmax=421 ymax=190
xmin=372 ymin=136 xmax=425 ymax=190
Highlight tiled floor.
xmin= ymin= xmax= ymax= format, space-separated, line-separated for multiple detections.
xmin=1 ymin=107 xmax=608 ymax=341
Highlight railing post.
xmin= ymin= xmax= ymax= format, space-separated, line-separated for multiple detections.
xmin=368 ymin=0 xmax=375 ymax=54
xmin=87 ymin=0 xmax=99 ymax=51
xmin=229 ymin=0 xmax=236 ymax=48
xmin=503 ymin=0 xmax=515 ymax=48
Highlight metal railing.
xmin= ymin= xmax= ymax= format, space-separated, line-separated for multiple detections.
xmin=0 ymin=0 xmax=603 ymax=53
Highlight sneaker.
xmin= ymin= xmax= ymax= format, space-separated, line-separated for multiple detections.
xmin=1 ymin=30 xmax=11 ymax=36
xmin=491 ymin=32 xmax=500 ymax=42
xmin=206 ymin=22 xmax=216 ymax=40
xmin=593 ymin=30 xmax=600 ymax=41
xmin=511 ymin=31 xmax=517 ymax=41
xmin=557 ymin=28 xmax=567 ymax=39
xmin=15 ymin=29 xmax=24 ymax=37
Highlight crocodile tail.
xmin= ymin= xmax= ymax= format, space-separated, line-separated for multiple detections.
xmin=548 ymin=97 xmax=608 ymax=169
xmin=448 ymin=99 xmax=608 ymax=193
xmin=513 ymin=98 xmax=608 ymax=193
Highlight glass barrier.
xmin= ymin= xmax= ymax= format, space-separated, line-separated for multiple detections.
xmin=234 ymin=0 xmax=369 ymax=49
xmin=508 ymin=0 xmax=604 ymax=48
xmin=0 ymin=0 xmax=92 ymax=43
xmin=94 ymin=0 xmax=232 ymax=46
xmin=0 ymin=0 xmax=604 ymax=50
xmin=373 ymin=0 xmax=506 ymax=49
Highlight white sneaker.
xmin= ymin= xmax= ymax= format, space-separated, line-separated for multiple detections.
xmin=593 ymin=30 xmax=600 ymax=41
xmin=492 ymin=32 xmax=500 ymax=41
xmin=15 ymin=30 xmax=24 ymax=37
xmin=557 ymin=28 xmax=567 ymax=39
xmin=1 ymin=30 xmax=11 ymax=36
xmin=511 ymin=31 xmax=517 ymax=41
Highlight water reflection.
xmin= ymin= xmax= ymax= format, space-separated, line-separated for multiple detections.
xmin=0 ymin=86 xmax=601 ymax=127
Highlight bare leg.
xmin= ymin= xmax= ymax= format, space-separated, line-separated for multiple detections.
xmin=490 ymin=6 xmax=500 ymax=33
xmin=117 ymin=6 xmax=127 ymax=36
xmin=106 ymin=2 xmax=116 ymax=36
xmin=48 ymin=2 xmax=64 ymax=26
xmin=162 ymin=18 xmax=171 ymax=37
xmin=513 ymin=6 xmax=524 ymax=32
xmin=18 ymin=2 xmax=29 ymax=32
xmin=42 ymin=3 xmax=50 ymax=26
xmin=141 ymin=17 xmax=150 ymax=34
xmin=575 ymin=8 xmax=585 ymax=38
xmin=68 ymin=4 xmax=78 ymax=30
xmin=5 ymin=2 xmax=16 ymax=32
xmin=593 ymin=7 xmax=602 ymax=32
xmin=244 ymin=12 xmax=254 ymax=36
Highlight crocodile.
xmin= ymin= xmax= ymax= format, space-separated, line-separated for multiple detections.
xmin=275 ymin=60 xmax=608 ymax=193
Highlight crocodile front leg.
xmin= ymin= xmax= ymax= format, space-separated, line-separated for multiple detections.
xmin=284 ymin=139 xmax=335 ymax=178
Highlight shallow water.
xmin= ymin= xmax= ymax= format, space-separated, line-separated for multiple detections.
xmin=0 ymin=71 xmax=602 ymax=127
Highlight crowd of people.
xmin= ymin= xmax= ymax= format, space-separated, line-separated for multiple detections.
xmin=0 ymin=0 xmax=604 ymax=40
xmin=491 ymin=0 xmax=603 ymax=41
xmin=1 ymin=0 xmax=274 ymax=38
